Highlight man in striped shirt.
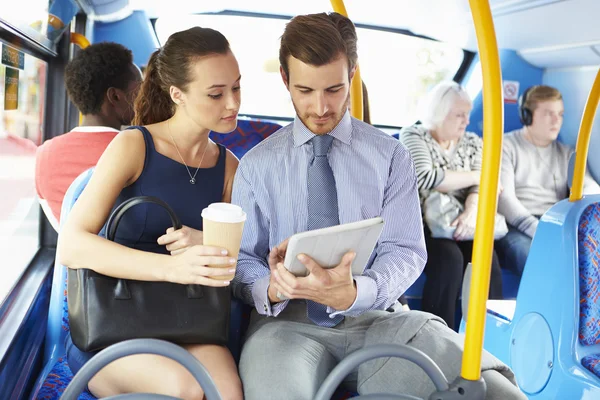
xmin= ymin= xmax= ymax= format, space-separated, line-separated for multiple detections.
xmin=231 ymin=12 xmax=523 ymax=400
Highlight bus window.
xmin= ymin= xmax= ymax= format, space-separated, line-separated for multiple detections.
xmin=0 ymin=44 xmax=47 ymax=300
xmin=154 ymin=13 xmax=464 ymax=128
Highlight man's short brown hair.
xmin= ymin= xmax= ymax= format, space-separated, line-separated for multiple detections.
xmin=279 ymin=12 xmax=358 ymax=78
xmin=524 ymin=85 xmax=563 ymax=112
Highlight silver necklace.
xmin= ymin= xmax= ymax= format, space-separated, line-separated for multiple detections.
xmin=167 ymin=120 xmax=209 ymax=185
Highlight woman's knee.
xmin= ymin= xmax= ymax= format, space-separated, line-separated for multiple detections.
xmin=166 ymin=370 xmax=205 ymax=400
xmin=185 ymin=344 xmax=243 ymax=400
xmin=169 ymin=368 xmax=243 ymax=400
xmin=218 ymin=379 xmax=243 ymax=400
xmin=171 ymin=369 xmax=241 ymax=400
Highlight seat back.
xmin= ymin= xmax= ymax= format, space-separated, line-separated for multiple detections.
xmin=43 ymin=167 xmax=95 ymax=365
xmin=498 ymin=195 xmax=600 ymax=394
xmin=578 ymin=202 xmax=600 ymax=346
xmin=512 ymin=196 xmax=600 ymax=345
xmin=209 ymin=119 xmax=282 ymax=159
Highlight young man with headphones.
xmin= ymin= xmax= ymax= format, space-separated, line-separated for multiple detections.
xmin=497 ymin=85 xmax=600 ymax=277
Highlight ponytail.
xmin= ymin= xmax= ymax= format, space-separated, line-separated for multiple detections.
xmin=133 ymin=27 xmax=231 ymax=125
xmin=133 ymin=50 xmax=174 ymax=125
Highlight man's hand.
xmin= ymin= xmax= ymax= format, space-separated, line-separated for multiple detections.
xmin=270 ymin=251 xmax=357 ymax=311
xmin=267 ymin=238 xmax=289 ymax=304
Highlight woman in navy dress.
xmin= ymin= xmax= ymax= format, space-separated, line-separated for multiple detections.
xmin=59 ymin=26 xmax=242 ymax=399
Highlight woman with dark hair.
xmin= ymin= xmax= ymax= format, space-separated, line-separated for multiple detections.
xmin=59 ymin=27 xmax=242 ymax=399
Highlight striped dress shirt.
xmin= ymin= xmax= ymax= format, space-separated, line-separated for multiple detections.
xmin=231 ymin=111 xmax=427 ymax=321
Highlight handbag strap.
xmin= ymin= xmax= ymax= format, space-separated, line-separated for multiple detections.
xmin=105 ymin=196 xmax=182 ymax=242
xmin=103 ymin=196 xmax=202 ymax=299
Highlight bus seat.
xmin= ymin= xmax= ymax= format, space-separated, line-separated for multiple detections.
xmin=209 ymin=119 xmax=282 ymax=159
xmin=404 ymin=274 xmax=425 ymax=310
xmin=32 ymin=167 xmax=95 ymax=399
xmin=583 ymin=355 xmax=600 ymax=378
xmin=468 ymin=195 xmax=600 ymax=398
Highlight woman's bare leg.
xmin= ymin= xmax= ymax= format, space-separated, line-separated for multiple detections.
xmin=88 ymin=344 xmax=242 ymax=400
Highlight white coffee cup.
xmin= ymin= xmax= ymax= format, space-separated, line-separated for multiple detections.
xmin=201 ymin=203 xmax=246 ymax=280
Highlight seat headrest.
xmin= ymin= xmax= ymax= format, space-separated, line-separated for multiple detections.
xmin=210 ymin=119 xmax=282 ymax=159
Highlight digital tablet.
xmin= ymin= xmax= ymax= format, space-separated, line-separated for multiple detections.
xmin=283 ymin=217 xmax=385 ymax=277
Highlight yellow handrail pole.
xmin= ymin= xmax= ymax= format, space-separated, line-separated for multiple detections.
xmin=70 ymin=33 xmax=91 ymax=125
xmin=461 ymin=0 xmax=504 ymax=380
xmin=329 ymin=0 xmax=364 ymax=121
xmin=569 ymin=68 xmax=600 ymax=202
xmin=70 ymin=32 xmax=90 ymax=49
xmin=350 ymin=67 xmax=364 ymax=121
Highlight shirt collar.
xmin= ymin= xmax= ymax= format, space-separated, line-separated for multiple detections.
xmin=70 ymin=126 xmax=120 ymax=133
xmin=292 ymin=110 xmax=352 ymax=147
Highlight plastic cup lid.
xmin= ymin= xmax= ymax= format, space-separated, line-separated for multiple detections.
xmin=201 ymin=203 xmax=247 ymax=223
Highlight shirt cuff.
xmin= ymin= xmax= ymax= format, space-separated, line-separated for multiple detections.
xmin=327 ymin=275 xmax=377 ymax=318
xmin=251 ymin=274 xmax=289 ymax=317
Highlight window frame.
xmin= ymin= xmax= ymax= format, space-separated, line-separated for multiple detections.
xmin=154 ymin=9 xmax=475 ymax=130
xmin=0 ymin=12 xmax=86 ymax=397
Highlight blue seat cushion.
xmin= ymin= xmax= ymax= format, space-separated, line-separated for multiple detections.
xmin=582 ymin=354 xmax=600 ymax=379
xmin=578 ymin=203 xmax=600 ymax=346
xmin=36 ymin=357 xmax=95 ymax=400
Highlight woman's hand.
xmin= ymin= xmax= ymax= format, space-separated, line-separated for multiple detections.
xmin=165 ymin=245 xmax=236 ymax=287
xmin=157 ymin=225 xmax=203 ymax=255
xmin=451 ymin=207 xmax=477 ymax=241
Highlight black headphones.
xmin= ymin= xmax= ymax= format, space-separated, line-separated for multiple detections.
xmin=518 ymin=86 xmax=537 ymax=126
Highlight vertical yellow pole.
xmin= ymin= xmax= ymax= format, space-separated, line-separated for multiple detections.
xmin=461 ymin=0 xmax=504 ymax=380
xmin=70 ymin=33 xmax=91 ymax=125
xmin=329 ymin=0 xmax=364 ymax=121
xmin=569 ymin=68 xmax=600 ymax=202
xmin=70 ymin=32 xmax=90 ymax=49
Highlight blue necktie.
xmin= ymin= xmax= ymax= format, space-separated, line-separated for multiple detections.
xmin=306 ymin=134 xmax=344 ymax=327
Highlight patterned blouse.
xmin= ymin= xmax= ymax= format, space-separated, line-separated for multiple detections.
xmin=399 ymin=123 xmax=482 ymax=205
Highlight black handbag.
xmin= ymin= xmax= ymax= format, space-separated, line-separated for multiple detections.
xmin=68 ymin=196 xmax=231 ymax=352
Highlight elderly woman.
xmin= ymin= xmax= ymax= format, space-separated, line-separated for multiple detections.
xmin=400 ymin=81 xmax=503 ymax=329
